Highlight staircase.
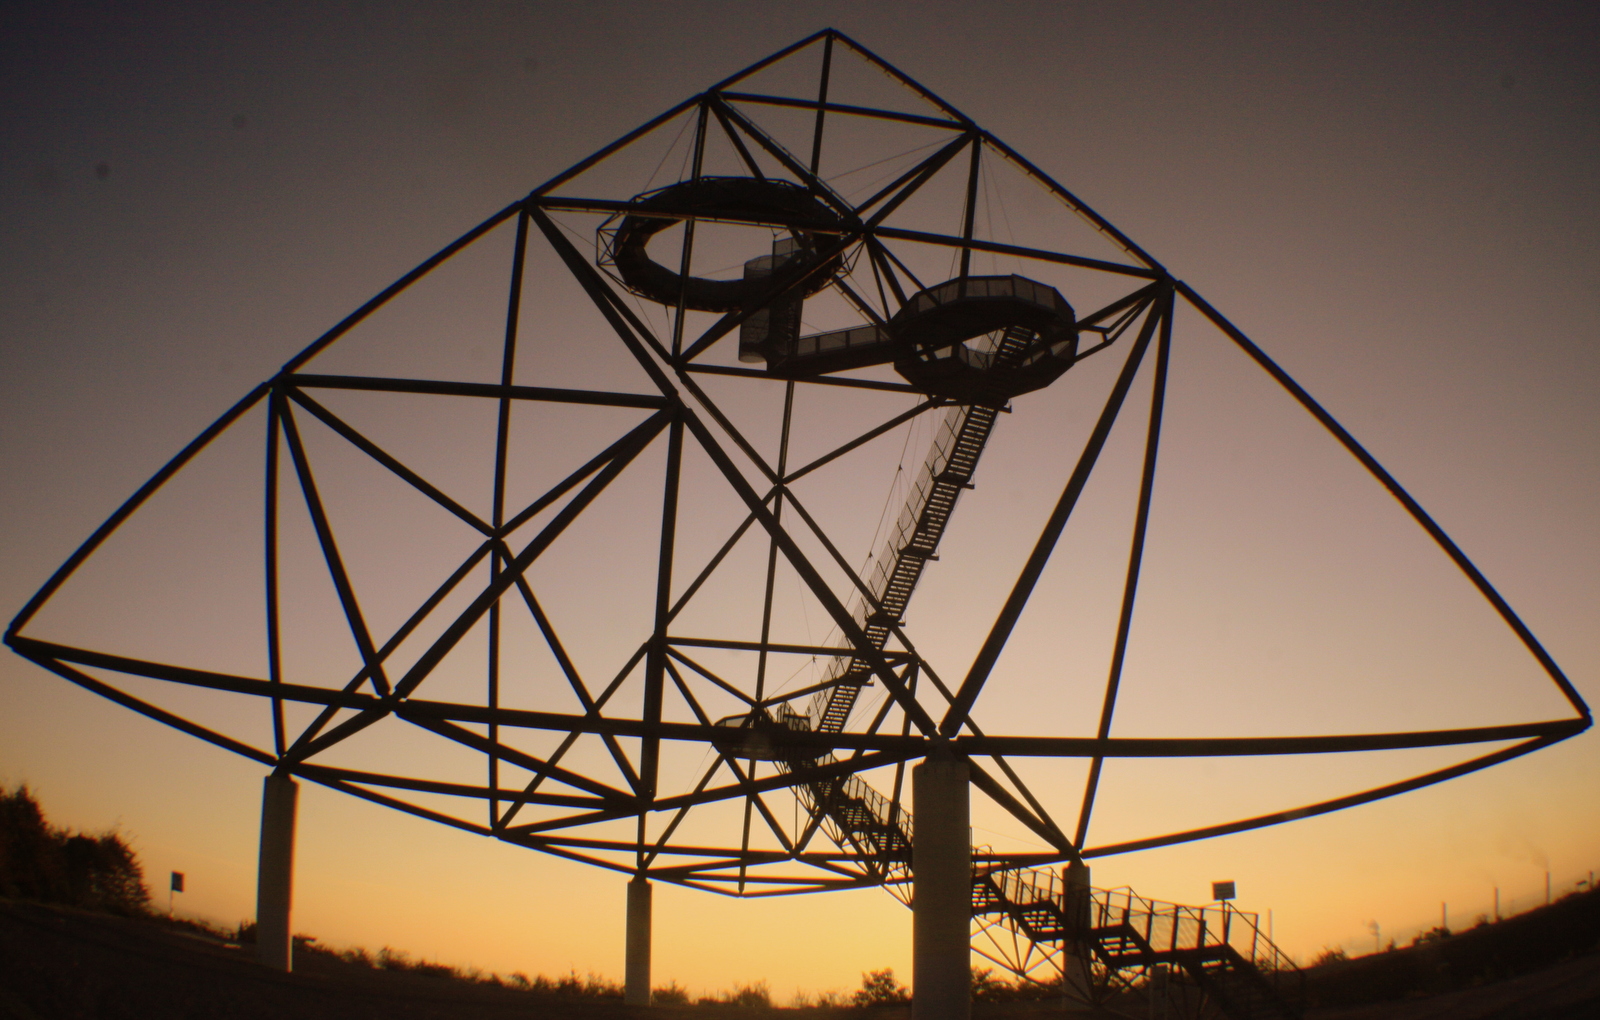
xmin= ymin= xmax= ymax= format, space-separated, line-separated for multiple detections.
xmin=778 ymin=384 xmax=1003 ymax=887
xmin=799 ymin=325 xmax=1032 ymax=738
xmin=808 ymin=397 xmax=999 ymax=734
xmin=799 ymin=766 xmax=913 ymax=889
xmin=974 ymin=868 xmax=1304 ymax=1018
xmin=770 ymin=326 xmax=1303 ymax=1017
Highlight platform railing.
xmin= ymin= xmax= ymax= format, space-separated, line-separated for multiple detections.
xmin=795 ymin=764 xmax=913 ymax=888
xmin=977 ymin=868 xmax=1301 ymax=976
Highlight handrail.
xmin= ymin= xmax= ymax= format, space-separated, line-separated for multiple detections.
xmin=976 ymin=868 xmax=1303 ymax=991
xmin=804 ymin=402 xmax=978 ymax=731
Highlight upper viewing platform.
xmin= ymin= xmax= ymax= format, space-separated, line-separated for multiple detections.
xmin=751 ymin=273 xmax=1079 ymax=404
xmin=602 ymin=177 xmax=844 ymax=313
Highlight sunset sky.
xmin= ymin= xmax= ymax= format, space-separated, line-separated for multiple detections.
xmin=3 ymin=1 xmax=1597 ymax=999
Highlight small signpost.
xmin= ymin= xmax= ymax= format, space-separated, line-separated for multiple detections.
xmin=1211 ymin=881 xmax=1237 ymax=947
xmin=169 ymin=870 xmax=184 ymax=916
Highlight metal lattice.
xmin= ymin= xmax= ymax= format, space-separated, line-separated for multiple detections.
xmin=7 ymin=30 xmax=1589 ymax=1006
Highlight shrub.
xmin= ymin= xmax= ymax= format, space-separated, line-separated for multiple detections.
xmin=653 ymin=981 xmax=690 ymax=1004
xmin=61 ymin=832 xmax=148 ymax=914
xmin=728 ymin=981 xmax=771 ymax=1007
xmin=852 ymin=968 xmax=909 ymax=1006
xmin=699 ymin=981 xmax=772 ymax=1007
xmin=536 ymin=969 xmax=622 ymax=998
xmin=0 ymin=785 xmax=149 ymax=915
xmin=339 ymin=946 xmax=376 ymax=968
xmin=971 ymin=967 xmax=1016 ymax=1001
xmin=377 ymin=946 xmax=410 ymax=970
xmin=794 ymin=988 xmax=847 ymax=1008
xmin=1410 ymin=926 xmax=1451 ymax=946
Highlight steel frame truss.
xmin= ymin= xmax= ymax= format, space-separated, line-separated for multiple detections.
xmin=7 ymin=30 xmax=1589 ymax=911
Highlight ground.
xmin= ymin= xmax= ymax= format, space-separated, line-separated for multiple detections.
xmin=1 ymin=897 xmax=1597 ymax=1020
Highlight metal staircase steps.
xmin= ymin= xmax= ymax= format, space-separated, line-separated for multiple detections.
xmin=770 ymin=323 xmax=1302 ymax=1017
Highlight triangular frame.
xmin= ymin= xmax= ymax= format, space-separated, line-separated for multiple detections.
xmin=7 ymin=30 xmax=1587 ymax=928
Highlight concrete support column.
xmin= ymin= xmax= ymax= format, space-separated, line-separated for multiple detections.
xmin=625 ymin=876 xmax=653 ymax=1006
xmin=1061 ymin=861 xmax=1093 ymax=1005
xmin=913 ymin=755 xmax=970 ymax=1020
xmin=255 ymin=772 xmax=299 ymax=971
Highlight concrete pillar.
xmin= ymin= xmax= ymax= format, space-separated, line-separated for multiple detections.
xmin=625 ymin=876 xmax=652 ymax=1006
xmin=255 ymin=772 xmax=298 ymax=971
xmin=913 ymin=755 xmax=970 ymax=1020
xmin=1060 ymin=861 xmax=1093 ymax=1006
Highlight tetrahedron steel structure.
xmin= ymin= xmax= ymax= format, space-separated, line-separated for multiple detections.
xmin=8 ymin=27 xmax=1589 ymax=997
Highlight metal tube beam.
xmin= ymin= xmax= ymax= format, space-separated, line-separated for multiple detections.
xmin=808 ymin=34 xmax=833 ymax=176
xmin=684 ymin=362 xmax=921 ymax=394
xmin=941 ymin=293 xmax=1164 ymax=734
xmin=284 ymin=373 xmax=666 ymax=408
xmin=280 ymin=203 xmax=521 ymax=373
xmin=1075 ymin=288 xmax=1173 ymax=847
xmin=1177 ymin=280 xmax=1592 ymax=724
xmin=717 ymin=91 xmax=963 ymax=131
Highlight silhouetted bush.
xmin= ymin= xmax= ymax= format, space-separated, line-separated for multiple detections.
xmin=1410 ymin=925 xmax=1450 ymax=946
xmin=551 ymin=968 xmax=624 ymax=998
xmin=852 ymin=968 xmax=909 ymax=1006
xmin=653 ymin=980 xmax=691 ymax=1004
xmin=371 ymin=945 xmax=464 ymax=979
xmin=339 ymin=945 xmax=376 ymax=968
xmin=972 ymin=966 xmax=1032 ymax=1001
xmin=792 ymin=987 xmax=849 ymax=1008
xmin=699 ymin=980 xmax=772 ymax=1007
xmin=0 ymin=785 xmax=149 ymax=915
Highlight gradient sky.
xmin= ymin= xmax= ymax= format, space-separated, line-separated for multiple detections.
xmin=3 ymin=1 xmax=1597 ymax=998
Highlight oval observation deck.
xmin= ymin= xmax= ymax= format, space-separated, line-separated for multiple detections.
xmin=891 ymin=274 xmax=1078 ymax=403
xmin=757 ymin=274 xmax=1078 ymax=404
xmin=604 ymin=176 xmax=844 ymax=312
